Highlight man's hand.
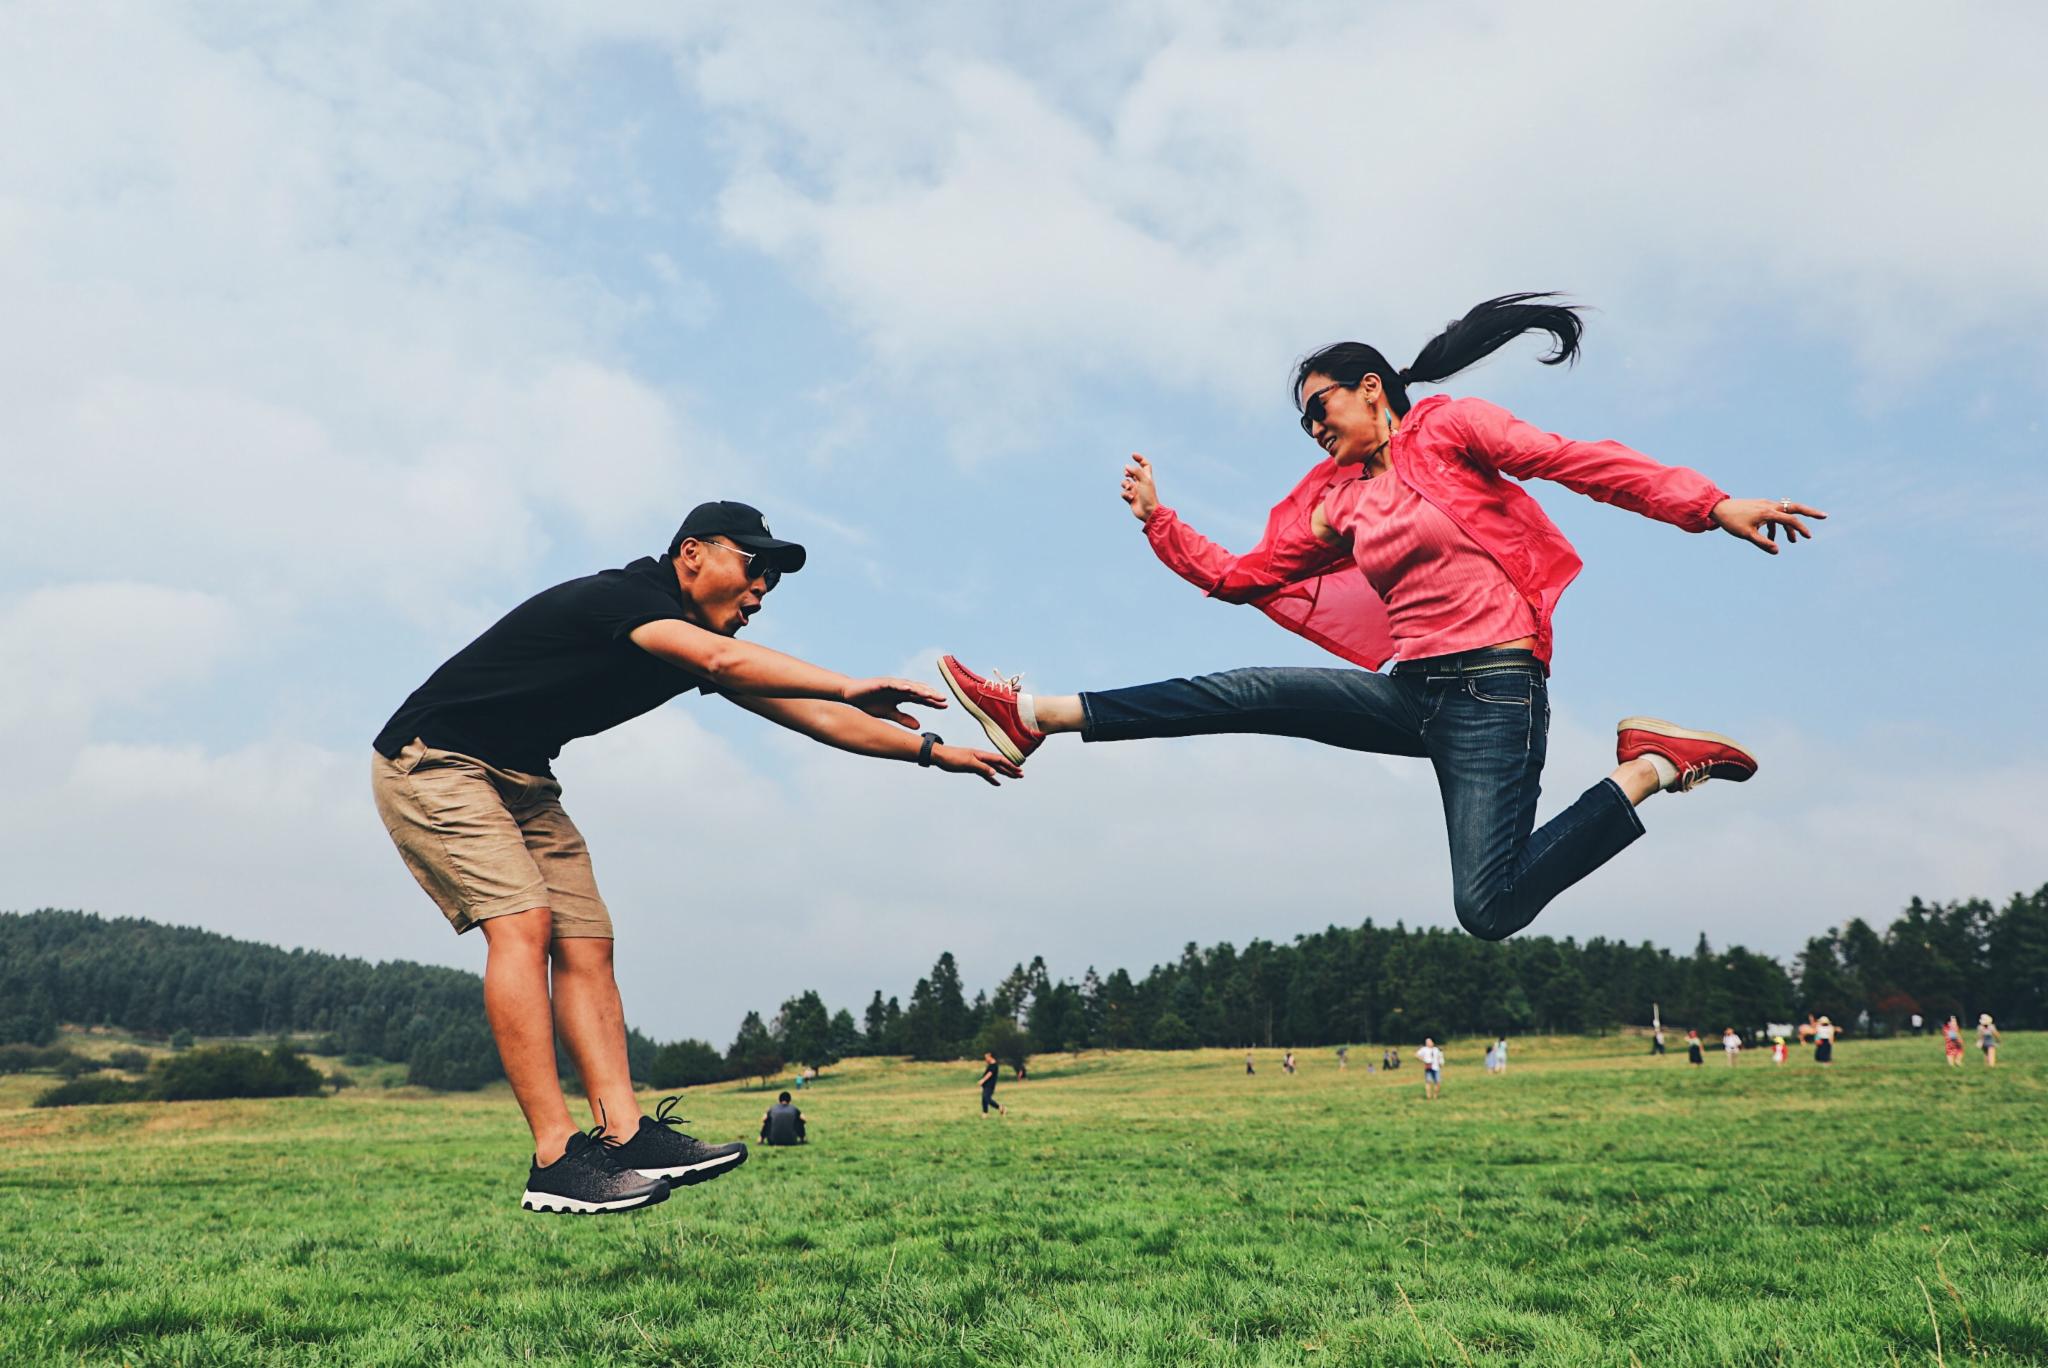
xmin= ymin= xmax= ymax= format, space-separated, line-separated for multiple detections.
xmin=1121 ymin=453 xmax=1160 ymax=523
xmin=1711 ymin=498 xmax=1826 ymax=554
xmin=840 ymin=677 xmax=948 ymax=728
xmin=930 ymin=744 xmax=1024 ymax=787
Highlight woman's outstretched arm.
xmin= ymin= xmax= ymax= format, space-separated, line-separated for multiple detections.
xmin=1443 ymin=396 xmax=1825 ymax=549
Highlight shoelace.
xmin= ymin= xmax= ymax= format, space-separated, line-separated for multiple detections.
xmin=1675 ymin=760 xmax=1714 ymax=793
xmin=648 ymin=1094 xmax=694 ymax=1134
xmin=986 ymin=667 xmax=1025 ymax=696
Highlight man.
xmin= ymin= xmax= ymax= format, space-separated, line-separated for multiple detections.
xmin=760 ymin=1092 xmax=806 ymax=1146
xmin=976 ymin=1051 xmax=1005 ymax=1117
xmin=372 ymin=501 xmax=1019 ymax=1214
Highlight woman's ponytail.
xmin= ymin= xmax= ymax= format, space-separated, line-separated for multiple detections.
xmin=1294 ymin=292 xmax=1585 ymax=418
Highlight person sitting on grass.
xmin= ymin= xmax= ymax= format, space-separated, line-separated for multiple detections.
xmin=371 ymin=501 xmax=1019 ymax=1216
xmin=760 ymin=1092 xmax=807 ymax=1146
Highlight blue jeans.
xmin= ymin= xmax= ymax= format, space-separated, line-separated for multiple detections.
xmin=1079 ymin=652 xmax=1643 ymax=941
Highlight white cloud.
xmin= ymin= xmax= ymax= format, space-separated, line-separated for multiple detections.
xmin=682 ymin=4 xmax=2048 ymax=437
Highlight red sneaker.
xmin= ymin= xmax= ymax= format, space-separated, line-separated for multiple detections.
xmin=1617 ymin=717 xmax=1757 ymax=792
xmin=938 ymin=656 xmax=1043 ymax=765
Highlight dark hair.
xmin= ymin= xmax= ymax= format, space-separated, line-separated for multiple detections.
xmin=778 ymin=1090 xmax=792 ymax=1102
xmin=1293 ymin=292 xmax=1584 ymax=418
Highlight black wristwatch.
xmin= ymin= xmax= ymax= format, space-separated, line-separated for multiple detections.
xmin=917 ymin=732 xmax=942 ymax=767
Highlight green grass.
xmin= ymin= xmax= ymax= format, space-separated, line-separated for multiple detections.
xmin=2 ymin=1033 xmax=2043 ymax=1366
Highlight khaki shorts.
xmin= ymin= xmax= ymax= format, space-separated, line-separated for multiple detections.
xmin=371 ymin=738 xmax=613 ymax=938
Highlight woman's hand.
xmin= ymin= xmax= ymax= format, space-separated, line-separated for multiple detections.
xmin=1121 ymin=453 xmax=1160 ymax=522
xmin=1711 ymin=498 xmax=1826 ymax=554
xmin=930 ymin=744 xmax=1025 ymax=786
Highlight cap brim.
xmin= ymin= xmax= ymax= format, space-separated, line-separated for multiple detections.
xmin=728 ymin=533 xmax=807 ymax=573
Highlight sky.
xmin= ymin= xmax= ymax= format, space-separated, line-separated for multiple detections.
xmin=3 ymin=2 xmax=2045 ymax=1044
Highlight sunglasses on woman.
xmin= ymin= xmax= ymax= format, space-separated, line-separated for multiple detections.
xmin=1298 ymin=379 xmax=1354 ymax=436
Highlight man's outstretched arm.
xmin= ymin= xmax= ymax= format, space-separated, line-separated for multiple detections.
xmin=629 ymin=618 xmax=943 ymax=726
xmin=727 ymin=694 xmax=1024 ymax=786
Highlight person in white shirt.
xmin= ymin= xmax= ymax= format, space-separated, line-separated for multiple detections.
xmin=1415 ymin=1038 xmax=1446 ymax=1100
xmin=1722 ymin=1028 xmax=1742 ymax=1065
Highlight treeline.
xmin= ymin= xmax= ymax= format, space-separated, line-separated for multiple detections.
xmin=6 ymin=883 xmax=2042 ymax=1088
xmin=0 ymin=910 xmax=661 ymax=1089
xmin=795 ymin=884 xmax=2046 ymax=1063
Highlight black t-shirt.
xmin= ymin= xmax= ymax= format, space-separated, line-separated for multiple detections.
xmin=374 ymin=556 xmax=714 ymax=776
xmin=979 ymin=1062 xmax=998 ymax=1090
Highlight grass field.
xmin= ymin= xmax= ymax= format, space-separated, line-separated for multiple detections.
xmin=3 ymin=1032 xmax=2044 ymax=1366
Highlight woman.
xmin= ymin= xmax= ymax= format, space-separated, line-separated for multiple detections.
xmin=1943 ymin=1015 xmax=1965 ymax=1067
xmin=1813 ymin=1015 xmax=1836 ymax=1066
xmin=1978 ymin=1014 xmax=2000 ymax=1067
xmin=941 ymin=295 xmax=1823 ymax=942
xmin=1685 ymin=1029 xmax=1704 ymax=1067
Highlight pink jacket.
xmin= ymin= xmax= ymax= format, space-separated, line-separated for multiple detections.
xmin=1142 ymin=394 xmax=1729 ymax=670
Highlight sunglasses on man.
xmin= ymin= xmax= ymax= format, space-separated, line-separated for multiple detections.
xmin=699 ymin=539 xmax=783 ymax=591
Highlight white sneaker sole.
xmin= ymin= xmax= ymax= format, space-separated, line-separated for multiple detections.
xmin=520 ymin=1185 xmax=669 ymax=1214
xmin=633 ymin=1149 xmax=747 ymax=1186
xmin=939 ymin=657 xmax=1027 ymax=765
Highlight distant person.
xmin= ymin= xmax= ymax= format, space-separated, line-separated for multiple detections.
xmin=1943 ymin=1016 xmax=1965 ymax=1067
xmin=1722 ymin=1028 xmax=1742 ymax=1065
xmin=1383 ymin=1047 xmax=1401 ymax=1071
xmin=1813 ymin=1016 xmax=1837 ymax=1066
xmin=1283 ymin=1050 xmax=1297 ymax=1075
xmin=1651 ymin=1026 xmax=1666 ymax=1056
xmin=1013 ymin=1060 xmax=1027 ymax=1082
xmin=1415 ymin=1038 xmax=1445 ymax=1100
xmin=760 ymin=1092 xmax=806 ymax=1146
xmin=1336 ymin=1045 xmax=1349 ymax=1071
xmin=1797 ymin=1014 xmax=1818 ymax=1047
xmin=977 ymin=1052 xmax=1006 ymax=1116
xmin=370 ymin=501 xmax=1017 ymax=1215
xmin=1245 ymin=1050 xmax=1256 ymax=1076
xmin=1685 ymin=1029 xmax=1703 ymax=1067
xmin=1483 ymin=1041 xmax=1497 ymax=1073
xmin=1978 ymin=1015 xmax=2000 ymax=1067
xmin=1771 ymin=1036 xmax=1788 ymax=1066
xmin=1494 ymin=1036 xmax=1509 ymax=1074
xmin=1910 ymin=1012 xmax=1924 ymax=1035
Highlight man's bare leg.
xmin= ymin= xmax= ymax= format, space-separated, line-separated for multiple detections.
xmin=550 ymin=936 xmax=643 ymax=1137
xmin=480 ymin=907 xmax=579 ymax=1165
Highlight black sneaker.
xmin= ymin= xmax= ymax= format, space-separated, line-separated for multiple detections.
xmin=608 ymin=1095 xmax=749 ymax=1187
xmin=521 ymin=1128 xmax=671 ymax=1214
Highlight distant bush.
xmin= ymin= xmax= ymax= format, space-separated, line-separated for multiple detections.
xmin=169 ymin=1029 xmax=194 ymax=1050
xmin=35 ymin=1076 xmax=149 ymax=1107
xmin=0 ymin=1012 xmax=58 ymax=1047
xmin=1147 ymin=1012 xmax=1198 ymax=1051
xmin=325 ymin=1071 xmax=357 ymax=1092
xmin=314 ymin=1033 xmax=347 ymax=1055
xmin=107 ymin=1048 xmax=152 ymax=1072
xmin=0 ymin=1044 xmax=78 ymax=1074
xmin=151 ymin=1043 xmax=324 ymax=1102
xmin=56 ymin=1054 xmax=110 ymax=1078
xmin=649 ymin=1039 xmax=727 ymax=1089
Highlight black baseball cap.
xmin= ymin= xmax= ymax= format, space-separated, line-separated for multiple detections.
xmin=667 ymin=500 xmax=807 ymax=573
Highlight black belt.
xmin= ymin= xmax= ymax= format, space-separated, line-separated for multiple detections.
xmin=1391 ymin=647 xmax=1543 ymax=677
